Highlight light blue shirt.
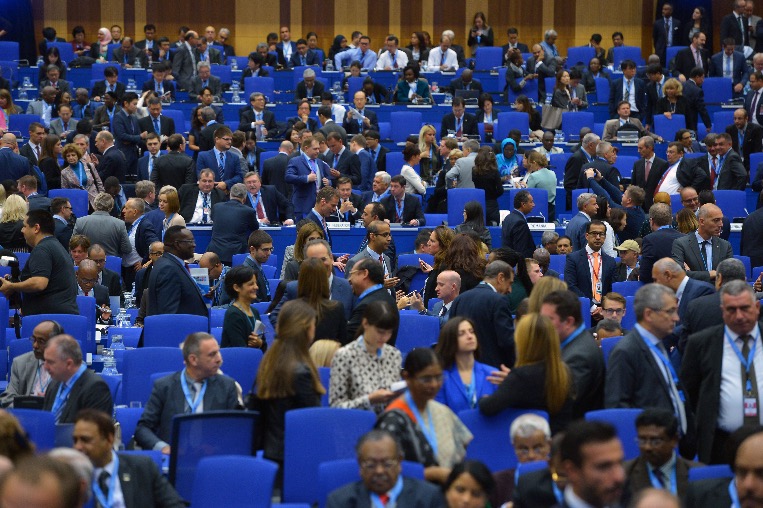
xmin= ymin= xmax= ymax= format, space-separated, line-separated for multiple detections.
xmin=694 ymin=231 xmax=712 ymax=270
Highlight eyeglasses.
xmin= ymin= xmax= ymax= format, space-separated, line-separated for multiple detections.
xmin=636 ymin=437 xmax=666 ymax=447
xmin=602 ymin=307 xmax=626 ymax=316
xmin=587 ymin=231 xmax=606 ymax=237
xmin=650 ymin=307 xmax=678 ymax=316
xmin=515 ymin=445 xmax=549 ymax=458
xmin=220 ymin=137 xmax=232 ymax=141
xmin=372 ymin=232 xmax=391 ymax=237
xmin=360 ymin=459 xmax=399 ymax=471
xmin=682 ymin=197 xmax=699 ymax=204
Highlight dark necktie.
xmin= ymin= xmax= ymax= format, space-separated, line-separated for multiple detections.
xmin=98 ymin=470 xmax=110 ymax=499
xmin=218 ymin=152 xmax=225 ymax=180
xmin=150 ymin=155 xmax=157 ymax=177
xmin=333 ymin=154 xmax=339 ymax=168
xmin=202 ymin=193 xmax=209 ymax=223
xmin=752 ymin=91 xmax=760 ymax=119
xmin=652 ymin=468 xmax=667 ymax=489
xmin=700 ymin=240 xmax=710 ymax=270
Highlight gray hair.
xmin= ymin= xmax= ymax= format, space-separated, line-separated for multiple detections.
xmin=303 ymin=238 xmax=333 ymax=260
xmin=576 ymin=192 xmax=596 ymax=211
xmin=93 ymin=192 xmax=115 ymax=212
xmin=485 ymin=260 xmax=513 ymax=280
xmin=356 ymin=429 xmax=402 ymax=458
xmin=249 ymin=92 xmax=265 ymax=102
xmin=544 ymin=29 xmax=558 ymax=39
xmin=200 ymin=106 xmax=216 ymax=123
xmin=717 ymin=258 xmax=747 ymax=284
xmin=634 ymin=283 xmax=676 ymax=321
xmin=596 ymin=141 xmax=612 ymax=157
xmin=135 ymin=180 xmax=155 ymax=199
xmin=219 ymin=28 xmax=231 ymax=37
xmin=126 ymin=197 xmax=145 ymax=214
xmin=510 ymin=413 xmax=551 ymax=442
xmin=442 ymin=30 xmax=455 ymax=40
xmin=303 ymin=68 xmax=316 ymax=79
xmin=649 ymin=203 xmax=672 ymax=227
xmin=48 ymin=448 xmax=93 ymax=502
xmin=229 ymin=183 xmax=247 ymax=200
xmin=639 ymin=136 xmax=655 ymax=149
xmin=719 ymin=279 xmax=756 ymax=300
xmin=196 ymin=61 xmax=211 ymax=72
xmin=95 ymin=131 xmax=114 ymax=144
xmin=582 ymin=132 xmax=600 ymax=148
xmin=463 ymin=139 xmax=481 ymax=153
xmin=45 ymin=335 xmax=83 ymax=365
xmin=541 ymin=231 xmax=559 ymax=246
xmin=375 ymin=171 xmax=391 ymax=184
xmin=256 ymin=42 xmax=268 ymax=51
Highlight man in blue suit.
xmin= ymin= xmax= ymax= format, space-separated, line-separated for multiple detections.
xmin=290 ymin=39 xmax=320 ymax=67
xmin=137 ymin=133 xmax=162 ymax=182
xmin=709 ymin=39 xmax=751 ymax=97
xmin=285 ymin=137 xmax=333 ymax=220
xmin=196 ymin=125 xmax=243 ymax=192
xmin=0 ymin=133 xmax=31 ymax=182
xmin=205 ymin=184 xmax=259 ymax=265
xmin=147 ymin=226 xmax=208 ymax=317
xmin=349 ymin=134 xmax=376 ymax=192
xmin=564 ymin=220 xmax=617 ymax=303
xmin=501 ymin=190 xmax=537 ymax=258
xmin=609 ymin=60 xmax=648 ymax=121
xmin=406 ymin=270 xmax=461 ymax=327
xmin=112 ymin=92 xmax=147 ymax=180
xmin=565 ymin=192 xmax=599 ymax=251
xmin=639 ymin=203 xmax=684 ymax=284
xmin=651 ymin=257 xmax=715 ymax=321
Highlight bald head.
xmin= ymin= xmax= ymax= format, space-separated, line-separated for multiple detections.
xmin=435 ymin=270 xmax=461 ymax=303
xmin=651 ymin=257 xmax=686 ymax=291
xmin=0 ymin=133 xmax=17 ymax=148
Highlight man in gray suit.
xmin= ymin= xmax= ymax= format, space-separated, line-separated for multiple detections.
xmin=48 ymin=104 xmax=78 ymax=139
xmin=171 ymin=30 xmax=199 ymax=90
xmin=317 ymin=105 xmax=348 ymax=141
xmin=445 ymin=139 xmax=479 ymax=188
xmin=671 ymin=203 xmax=733 ymax=283
xmin=0 ymin=320 xmax=63 ymax=407
xmin=26 ymin=86 xmax=58 ymax=128
xmin=72 ymin=192 xmax=133 ymax=261
xmin=135 ymin=332 xmax=239 ymax=453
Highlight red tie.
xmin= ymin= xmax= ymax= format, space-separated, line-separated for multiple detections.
xmin=644 ymin=159 xmax=652 ymax=181
xmin=379 ymin=494 xmax=390 ymax=506
xmin=710 ymin=156 xmax=718 ymax=187
xmin=255 ymin=195 xmax=265 ymax=220
xmin=84 ymin=291 xmax=89 ymax=297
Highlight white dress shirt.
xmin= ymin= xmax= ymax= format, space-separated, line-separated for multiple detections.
xmin=427 ymin=47 xmax=459 ymax=71
xmin=718 ymin=325 xmax=763 ymax=431
xmin=656 ymin=159 xmax=681 ymax=195
xmin=375 ymin=50 xmax=409 ymax=70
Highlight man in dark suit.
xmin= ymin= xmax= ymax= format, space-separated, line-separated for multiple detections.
xmin=205 ymin=184 xmax=259 ymax=265
xmin=178 ymin=169 xmax=227 ymax=224
xmin=726 ymin=108 xmax=763 ymax=172
xmin=94 ymin=131 xmax=127 ymax=184
xmin=317 ymin=105 xmax=348 ymax=140
xmin=41 ymin=336 xmax=112 ymax=423
xmin=188 ymin=62 xmax=223 ymax=99
xmin=326 ymin=430 xmax=445 ymax=508
xmin=86 ymin=244 xmax=123 ymax=299
xmin=448 ymin=69 xmax=484 ymax=96
xmin=742 ymin=204 xmax=763 ymax=267
xmin=564 ymin=192 xmax=598 ymax=252
xmin=622 ymin=409 xmax=699 ymax=504
xmin=682 ymin=69 xmax=713 ymax=131
xmin=673 ymin=32 xmax=709 ymax=79
xmin=653 ymin=3 xmax=681 ymax=66
xmin=709 ymin=39 xmax=750 ymax=96
xmin=262 ymin=141 xmax=294 ymax=200
xmin=172 ymin=30 xmax=199 ymax=90
xmin=345 ymin=220 xmax=394 ymax=284
xmin=290 ymin=38 xmax=320 ymax=67
xmin=135 ymin=332 xmax=239 ymax=452
xmin=682 ymin=280 xmax=763 ymax=464
xmin=720 ymin=0 xmax=749 ymax=47
xmin=137 ymin=98 xmax=176 ymax=140
xmin=147 ymin=226 xmax=208 ymax=317
xmin=366 ymin=131 xmax=389 ymax=174
xmin=346 ymin=257 xmax=398 ymax=341
xmin=449 ymin=260 xmax=515 ymax=368
xmin=564 ymin=220 xmax=618 ymax=303
xmin=194 ymin=39 xmax=223 ymax=65
xmin=76 ymin=259 xmax=111 ymax=321
xmin=540 ymin=290 xmax=605 ymax=418
xmin=112 ymin=37 xmax=147 ymax=68
xmin=746 ymin=71 xmax=763 ymax=125
xmin=137 ymin=133 xmax=162 ymax=182
xmin=631 ymin=136 xmax=669 ymax=211
xmin=712 ymin=132 xmax=748 ymax=190
xmin=243 ymin=171 xmax=294 ymax=225
xmin=501 ymin=190 xmax=537 ymax=258
xmin=122 ymin=198 xmax=160 ymax=264
xmin=150 ymin=134 xmax=195 ymax=191
xmin=50 ymin=197 xmax=74 ymax=249
xmin=285 ymin=138 xmax=334 ymax=220
xmin=91 ymin=66 xmax=126 ymax=102
xmin=328 ymin=176 xmax=362 ymax=225
xmin=672 ymin=203 xmax=733 ymax=283
xmin=500 ymin=28 xmax=530 ymax=66
xmin=111 ymin=92 xmax=145 ymax=180
xmin=609 ymin=60 xmax=648 ymax=121
xmin=381 ymin=176 xmax=425 ymax=227
xmin=324 ymin=132 xmax=361 ymax=186
xmin=564 ymin=133 xmax=600 ymax=210
xmin=141 ymin=64 xmax=176 ymax=100
xmin=651 ymin=257 xmax=715 ymax=323
xmin=0 ymin=135 xmax=32 ymax=182
xmin=342 ymin=91 xmax=379 ymax=135
xmin=196 ymin=126 xmax=244 ymax=192
xmin=239 ymin=231 xmax=274 ymax=303
xmin=639 ymin=204 xmax=684 ymax=284
xmin=73 ymin=409 xmax=185 ymax=508
xmin=276 ymin=26 xmax=298 ymax=68
xmin=238 ymin=92 xmax=279 ymax=138
xmin=439 ymin=97 xmax=479 ymax=139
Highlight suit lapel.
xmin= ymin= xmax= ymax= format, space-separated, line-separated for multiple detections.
xmin=688 ymin=235 xmax=704 ymax=271
xmin=710 ymin=237 xmax=721 ymax=269
xmin=117 ymin=457 xmax=134 ymax=507
xmin=634 ymin=330 xmax=673 ymax=401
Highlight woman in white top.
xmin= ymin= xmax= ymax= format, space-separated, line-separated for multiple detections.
xmin=400 ymin=142 xmax=427 ymax=196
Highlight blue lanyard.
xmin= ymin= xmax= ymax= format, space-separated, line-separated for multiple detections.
xmin=641 ymin=335 xmax=685 ymax=402
xmin=35 ymin=363 xmax=50 ymax=394
xmin=551 ymin=481 xmax=563 ymax=504
xmin=127 ymin=215 xmax=144 ymax=236
xmin=357 ymin=284 xmax=383 ymax=302
xmin=92 ymin=453 xmax=119 ymax=508
xmin=561 ymin=324 xmax=586 ymax=349
xmin=248 ymin=192 xmax=260 ymax=210
xmin=52 ymin=364 xmax=87 ymax=417
xmin=725 ymin=330 xmax=758 ymax=394
xmin=729 ymin=479 xmax=741 ymax=507
xmin=647 ymin=463 xmax=677 ymax=494
xmin=453 ymin=365 xmax=477 ymax=408
xmin=180 ymin=369 xmax=207 ymax=413
xmin=370 ymin=476 xmax=403 ymax=508
xmin=404 ymin=391 xmax=438 ymax=457
xmin=72 ymin=161 xmax=87 ymax=187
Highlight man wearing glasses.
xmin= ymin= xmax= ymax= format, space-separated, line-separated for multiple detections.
xmin=195 ymin=126 xmax=244 ymax=193
xmin=564 ymin=220 xmax=618 ymax=305
xmin=76 ymin=259 xmax=111 ymax=324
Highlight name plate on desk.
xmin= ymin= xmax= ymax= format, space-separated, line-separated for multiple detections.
xmin=731 ymin=223 xmax=743 ymax=232
xmin=528 ymin=223 xmax=557 ymax=231
xmin=326 ymin=222 xmax=351 ymax=230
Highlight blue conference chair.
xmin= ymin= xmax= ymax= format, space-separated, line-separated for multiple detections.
xmin=549 ymin=153 xmax=573 ymax=185
xmin=389 ymin=112 xmax=423 ymax=143
xmin=258 ymin=151 xmax=278 ymax=174
xmin=561 ymin=112 xmax=594 ymax=142
xmin=702 ymin=77 xmax=732 ymax=104
xmin=120 ymin=450 xmax=163 ymax=470
xmin=621 ymin=296 xmax=636 ymax=331
xmin=585 ymin=408 xmax=642 ymax=460
xmin=219 ymin=347 xmax=263 ymax=392
xmin=612 ymin=281 xmax=643 ymax=297
xmin=612 ymin=46 xmax=644 ymax=67
xmin=688 ymin=464 xmax=733 ymax=482
xmin=516 ymin=460 xmax=549 ymax=477
xmin=385 ymin=151 xmax=406 ymax=177
xmin=397 ymin=254 xmax=434 ymax=268
xmin=317 ymin=459 xmax=424 ymax=508
xmin=121 ymin=348 xmax=184 ymax=406
xmin=448 ymin=188 xmax=486 ymax=228
xmin=474 ymin=47 xmax=503 ymax=70
xmin=600 ymin=335 xmax=623 ymax=369
xmin=653 ymin=114 xmax=685 ymax=142
xmin=715 ymin=190 xmax=748 ymax=219
xmin=143 ymin=314 xmax=209 ymax=348
xmin=508 ymin=188 xmax=549 ymax=220
xmin=0 ymin=42 xmax=19 ymax=62
xmin=566 ymin=46 xmax=595 ymax=68
xmin=191 ymin=455 xmax=279 ymax=508
xmin=496 ymin=112 xmax=529 ymax=143
xmin=210 ymin=308 xmax=226 ymax=328
xmin=115 ymin=406 xmax=144 ymax=447
xmin=8 ymin=409 xmax=55 ymax=451
xmin=594 ymin=77 xmax=610 ymax=104
xmin=283 ymin=408 xmax=376 ymax=504
xmin=48 ymin=189 xmax=89 ymax=218
xmin=395 ymin=314 xmax=440 ymax=357
xmin=244 ymin=76 xmax=275 ymax=103
xmin=734 ymin=255 xmax=752 ymax=280
xmin=8 ymin=114 xmax=42 ymax=138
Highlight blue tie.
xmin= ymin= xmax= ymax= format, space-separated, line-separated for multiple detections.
xmin=153 ymin=117 xmax=160 ymax=133
xmin=218 ymin=152 xmax=225 ymax=180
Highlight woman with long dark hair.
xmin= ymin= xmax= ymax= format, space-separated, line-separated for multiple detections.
xmin=471 ymin=146 xmax=504 ymax=225
xmin=38 ymin=46 xmax=67 ymax=83
xmin=683 ymin=6 xmax=711 ymax=49
xmin=454 ymin=200 xmax=492 ymax=248
xmin=221 ymin=265 xmax=266 ymax=350
xmin=467 ymin=12 xmax=494 ymax=54
xmin=38 ymin=134 xmax=63 ymax=190
xmin=297 ymin=257 xmax=347 ymax=344
xmin=329 ymin=300 xmax=401 ymax=413
xmin=407 ymin=32 xmax=429 ymax=66
xmin=515 ymin=94 xmax=543 ymax=140
xmin=187 ymin=106 xmax=204 ymax=159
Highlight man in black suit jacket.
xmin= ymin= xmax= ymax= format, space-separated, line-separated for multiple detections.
xmin=381 ymin=176 xmax=425 ymax=226
xmin=652 ymin=4 xmax=681 ymax=66
xmin=290 ymin=39 xmax=321 ymax=67
xmin=261 ymin=142 xmax=293 ymax=199
xmin=682 ymin=281 xmax=763 ymax=463
xmin=95 ymin=132 xmax=127 ymax=183
xmin=564 ymin=221 xmax=617 ymax=303
xmin=42 ymin=336 xmax=113 ymax=423
xmin=112 ymin=38 xmax=148 ymax=68
xmin=342 ymin=91 xmax=379 ymax=135
xmin=439 ymin=97 xmax=478 ymax=139
xmin=720 ymin=0 xmax=749 ymax=46
xmin=243 ymin=171 xmax=294 ymax=224
xmin=73 ymin=409 xmax=185 ymax=508
xmin=147 ymin=227 xmax=208 ymax=317
xmin=448 ymin=69 xmax=484 ymax=95
xmin=651 ymin=257 xmax=715 ymax=324
xmin=726 ymin=108 xmax=763 ymax=172
xmin=91 ymin=68 xmax=127 ymax=101
xmin=511 ymin=465 xmax=558 ymax=507
xmin=238 ymin=92 xmax=279 ymax=137
xmin=450 ymin=261 xmax=515 ymax=367
xmin=123 ymin=198 xmax=161 ymax=263
xmin=150 ymin=134 xmax=195 ymax=191
xmin=632 ymin=137 xmax=669 ymax=211
xmin=500 ymin=29 xmax=530 ymax=66
xmin=137 ymin=98 xmax=176 ymax=139
xmin=742 ymin=205 xmax=763 ymax=267
xmin=205 ymin=184 xmax=259 ymax=265
xmin=609 ymin=61 xmax=648 ymax=121
xmin=673 ymin=32 xmax=710 ymax=79
xmin=141 ymin=65 xmax=177 ymax=99
xmin=712 ymin=133 xmax=748 ymax=190
xmin=366 ymin=131 xmax=388 ymax=173
xmin=327 ymin=176 xmax=362 ymax=225
xmin=501 ymin=191 xmax=537 ymax=258
xmin=564 ymin=133 xmax=600 ymax=209
xmin=178 ymin=172 xmax=227 ymax=224
xmin=51 ymin=197 xmax=74 ymax=249
xmin=324 ymin=132 xmax=362 ymax=186
xmin=295 ymin=69 xmax=325 ymax=101
xmin=639 ymin=204 xmax=684 ymax=284
xmin=346 ymin=257 xmax=398 ymax=341
xmin=672 ymin=203 xmax=734 ymax=283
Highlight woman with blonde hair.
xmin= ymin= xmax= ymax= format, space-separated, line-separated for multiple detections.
xmin=676 ymin=207 xmax=699 ymax=233
xmin=479 ymin=313 xmax=573 ymax=432
xmin=0 ymin=195 xmax=28 ymax=251
xmin=656 ymin=78 xmax=688 ymax=120
xmin=61 ymin=143 xmax=104 ymax=210
xmin=254 ymin=299 xmax=323 ymax=468
xmin=417 ymin=124 xmax=440 ymax=184
xmin=309 ymin=339 xmax=341 ymax=368
xmin=158 ymin=185 xmax=184 ymax=237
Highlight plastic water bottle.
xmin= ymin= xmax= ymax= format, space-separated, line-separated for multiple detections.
xmin=36 ymin=55 xmax=43 ymax=67
xmin=101 ymin=349 xmax=118 ymax=375
xmin=325 ymin=59 xmax=334 ymax=72
xmin=18 ymin=89 xmax=27 ymax=101
xmin=230 ymin=58 xmax=237 ymax=70
xmin=116 ymin=308 xmax=131 ymax=328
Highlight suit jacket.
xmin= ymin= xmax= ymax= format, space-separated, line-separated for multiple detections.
xmin=622 ymin=455 xmax=698 ymax=504
xmin=501 ymin=209 xmax=536 ymax=258
xmin=511 ymin=468 xmax=557 ymax=508
xmin=564 ymin=248 xmax=617 ymax=300
xmin=653 ymin=17 xmax=681 ymax=64
xmin=326 ymin=192 xmax=362 ymax=225
xmin=49 ymin=117 xmax=77 ymax=136
xmin=678 ymin=277 xmax=716 ymax=320
xmin=680 ymin=292 xmax=722 ymax=352
xmin=0 ymin=352 xmax=41 ymax=407
xmin=449 ymin=283 xmax=515 ymax=368
xmin=196 ymin=149 xmax=243 ymax=189
xmin=39 ymin=79 xmax=72 ymax=95
xmin=741 ymin=207 xmax=763 ymax=267
xmin=27 ymin=194 xmax=51 ymax=212
xmin=205 ymin=200 xmax=259 ymax=264
xmin=346 ymin=287 xmax=397 ymax=343
xmin=563 ymin=149 xmax=593 ymax=208
xmin=100 ymin=268 xmax=122 ymax=297
xmin=171 ymin=45 xmax=196 ymax=90
xmin=318 ymin=120 xmax=348 ymax=141
xmin=112 ymin=47 xmax=147 ymax=68
xmin=285 ymin=155 xmax=332 ymax=219
xmin=709 ymin=51 xmax=750 ymax=87
xmin=276 ymin=41 xmax=298 ymax=68
xmin=354 ymin=149 xmax=376 ymax=192
xmin=342 ymin=109 xmax=379 ymax=135
xmin=684 ymin=478 xmax=732 ymax=508
xmin=439 ymin=112 xmax=479 ymax=138
xmin=671 ymin=231 xmax=733 ymax=282
xmin=615 ymin=262 xmax=639 ymax=282
xmin=562 ymin=329 xmax=605 ymax=418
xmin=326 ymin=478 xmax=445 ymax=508
xmin=26 ymin=100 xmax=56 ymax=120
xmin=717 ymin=149 xmax=748 ymax=191
xmin=324 ymin=148 xmax=361 ymax=186
xmin=345 ymin=249 xmax=394 ymax=282
xmin=42 ymin=368 xmax=113 ymax=423
xmin=138 ymin=114 xmax=176 ymax=138
xmin=195 ymin=46 xmax=223 ymax=65
xmin=564 ymin=212 xmax=591 ymax=252
xmin=54 ymin=217 xmax=74 ymax=250
xmin=673 ymin=46 xmax=710 ymax=78
xmin=0 ymin=148 xmax=31 ymax=182
xmin=603 ymin=117 xmax=646 ymax=142
xmin=680 ymin=157 xmax=712 ymax=192
xmin=369 ymin=145 xmax=389 ymax=174
xmin=609 ymin=77 xmax=648 ymax=120
xmin=394 ymin=79 xmax=432 ymax=103
xmin=261 ymin=152 xmax=292 ymax=199
xmin=91 ymin=80 xmax=127 ymax=101
xmin=135 ymin=371 xmax=239 ymax=449
xmin=150 ymin=151 xmax=196 ymax=190
xmin=745 ymin=88 xmax=763 ymax=125
xmin=178 ymin=184 xmax=227 ymax=223
xmin=726 ymin=123 xmax=763 ymax=172
xmin=131 ymin=216 xmax=161 ymax=262
xmin=245 ymin=185 xmax=293 ymax=223
xmin=295 ymin=80 xmax=325 ymax=101
xmin=270 ymin=276 xmax=354 ymax=326
xmin=290 ymin=49 xmax=321 ymax=68
xmin=682 ymin=79 xmax=712 ymax=130
xmin=721 ymin=13 xmax=749 ymax=47
xmin=147 ymin=253 xmax=208 ymax=317
xmin=238 ymin=108 xmax=279 ymax=137
xmin=188 ymin=74 xmax=223 ymax=98
xmin=112 ymin=109 xmax=141 ymax=165
xmin=115 ymin=453 xmax=185 ymax=508
xmin=380 ymin=194 xmax=425 ymax=225
xmin=72 ymin=211 xmax=132 ymax=258
xmin=631 ymin=156 xmax=669 ymax=210
xmin=141 ymin=78 xmax=177 ymax=99
xmin=449 ymin=77 xmax=484 ymax=96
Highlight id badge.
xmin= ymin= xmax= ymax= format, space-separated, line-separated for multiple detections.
xmin=596 ymin=282 xmax=602 ymax=294
xmin=744 ymin=397 xmax=758 ymax=418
